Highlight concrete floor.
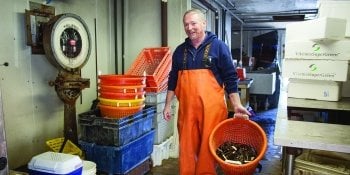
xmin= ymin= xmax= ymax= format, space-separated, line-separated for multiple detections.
xmin=147 ymin=108 xmax=282 ymax=175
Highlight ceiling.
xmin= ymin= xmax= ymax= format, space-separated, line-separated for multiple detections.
xmin=211 ymin=0 xmax=319 ymax=31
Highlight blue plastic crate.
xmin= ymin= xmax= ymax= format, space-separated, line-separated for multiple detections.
xmin=122 ymin=157 xmax=151 ymax=175
xmin=78 ymin=106 xmax=155 ymax=146
xmin=79 ymin=129 xmax=155 ymax=174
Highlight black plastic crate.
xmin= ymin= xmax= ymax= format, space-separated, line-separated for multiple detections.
xmin=78 ymin=106 xmax=155 ymax=146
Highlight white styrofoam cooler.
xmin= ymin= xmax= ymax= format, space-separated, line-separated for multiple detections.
xmin=285 ymin=17 xmax=346 ymax=42
xmin=153 ymin=112 xmax=174 ymax=144
xmin=287 ymin=79 xmax=341 ymax=101
xmin=82 ymin=160 xmax=96 ymax=175
xmin=284 ymin=39 xmax=350 ymax=60
xmin=28 ymin=152 xmax=83 ymax=175
xmin=151 ymin=136 xmax=174 ymax=167
xmin=145 ymin=91 xmax=167 ymax=105
xmin=282 ymin=59 xmax=349 ymax=82
xmin=246 ymin=72 xmax=276 ymax=95
xmin=318 ymin=0 xmax=350 ymax=37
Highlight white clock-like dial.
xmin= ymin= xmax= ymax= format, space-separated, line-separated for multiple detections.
xmin=44 ymin=13 xmax=91 ymax=71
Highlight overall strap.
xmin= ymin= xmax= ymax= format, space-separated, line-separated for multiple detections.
xmin=182 ymin=43 xmax=212 ymax=69
xmin=183 ymin=48 xmax=188 ymax=69
xmin=202 ymin=43 xmax=212 ymax=68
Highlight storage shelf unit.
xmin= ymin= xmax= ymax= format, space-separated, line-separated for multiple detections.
xmin=274 ymin=91 xmax=350 ymax=175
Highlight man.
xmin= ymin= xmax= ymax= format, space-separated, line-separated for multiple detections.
xmin=163 ymin=9 xmax=251 ymax=174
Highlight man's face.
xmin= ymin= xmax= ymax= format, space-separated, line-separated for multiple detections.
xmin=183 ymin=12 xmax=206 ymax=41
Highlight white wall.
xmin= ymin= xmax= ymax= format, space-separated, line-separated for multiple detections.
xmin=168 ymin=0 xmax=189 ymax=50
xmin=122 ymin=0 xmax=188 ymax=73
xmin=0 ymin=0 xmax=190 ymax=169
xmin=0 ymin=0 xmax=114 ymax=168
xmin=123 ymin=0 xmax=162 ymax=73
xmin=0 ymin=0 xmax=194 ymax=169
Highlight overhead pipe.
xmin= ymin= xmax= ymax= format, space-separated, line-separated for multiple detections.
xmin=232 ymin=27 xmax=286 ymax=32
xmin=235 ymin=9 xmax=318 ymax=17
xmin=161 ymin=0 xmax=168 ymax=46
xmin=225 ymin=0 xmax=236 ymax=10
xmin=199 ymin=0 xmax=217 ymax=15
xmin=121 ymin=0 xmax=125 ymax=74
xmin=242 ymin=18 xmax=306 ymax=23
xmin=213 ymin=0 xmax=244 ymax=24
xmin=114 ymin=0 xmax=119 ymax=73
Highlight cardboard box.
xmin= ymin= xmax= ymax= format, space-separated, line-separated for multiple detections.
xmin=288 ymin=79 xmax=341 ymax=101
xmin=246 ymin=72 xmax=276 ymax=95
xmin=284 ymin=39 xmax=350 ymax=60
xmin=282 ymin=59 xmax=349 ymax=81
xmin=342 ymin=80 xmax=350 ymax=97
xmin=318 ymin=0 xmax=350 ymax=37
xmin=285 ymin=17 xmax=346 ymax=42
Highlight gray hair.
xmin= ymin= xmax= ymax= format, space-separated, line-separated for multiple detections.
xmin=183 ymin=9 xmax=206 ymax=22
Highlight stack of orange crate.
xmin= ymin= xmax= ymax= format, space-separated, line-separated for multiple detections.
xmin=98 ymin=75 xmax=146 ymax=118
xmin=126 ymin=47 xmax=172 ymax=93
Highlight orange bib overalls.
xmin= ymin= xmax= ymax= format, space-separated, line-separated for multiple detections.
xmin=175 ymin=45 xmax=228 ymax=175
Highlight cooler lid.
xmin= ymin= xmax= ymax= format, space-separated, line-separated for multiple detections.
xmin=28 ymin=151 xmax=82 ymax=174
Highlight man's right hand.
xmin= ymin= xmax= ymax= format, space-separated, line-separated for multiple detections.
xmin=163 ymin=107 xmax=172 ymax=121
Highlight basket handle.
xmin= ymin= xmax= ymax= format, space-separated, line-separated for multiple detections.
xmin=233 ymin=113 xmax=249 ymax=120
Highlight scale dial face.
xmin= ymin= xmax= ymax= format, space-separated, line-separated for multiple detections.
xmin=44 ymin=13 xmax=91 ymax=72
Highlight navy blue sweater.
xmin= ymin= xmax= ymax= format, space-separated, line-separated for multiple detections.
xmin=168 ymin=31 xmax=239 ymax=94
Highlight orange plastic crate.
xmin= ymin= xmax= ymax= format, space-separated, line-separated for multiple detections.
xmin=126 ymin=47 xmax=172 ymax=88
xmin=144 ymin=79 xmax=168 ymax=93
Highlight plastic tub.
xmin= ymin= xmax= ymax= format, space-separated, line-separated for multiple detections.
xmin=99 ymin=104 xmax=145 ymax=118
xmin=99 ymin=75 xmax=146 ymax=86
xmin=98 ymin=98 xmax=145 ymax=107
xmin=99 ymin=84 xmax=146 ymax=93
xmin=99 ymin=91 xmax=145 ymax=100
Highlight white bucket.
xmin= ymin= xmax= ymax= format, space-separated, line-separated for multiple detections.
xmin=82 ymin=160 xmax=97 ymax=175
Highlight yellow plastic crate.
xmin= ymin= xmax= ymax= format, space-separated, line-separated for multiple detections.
xmin=46 ymin=137 xmax=82 ymax=157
